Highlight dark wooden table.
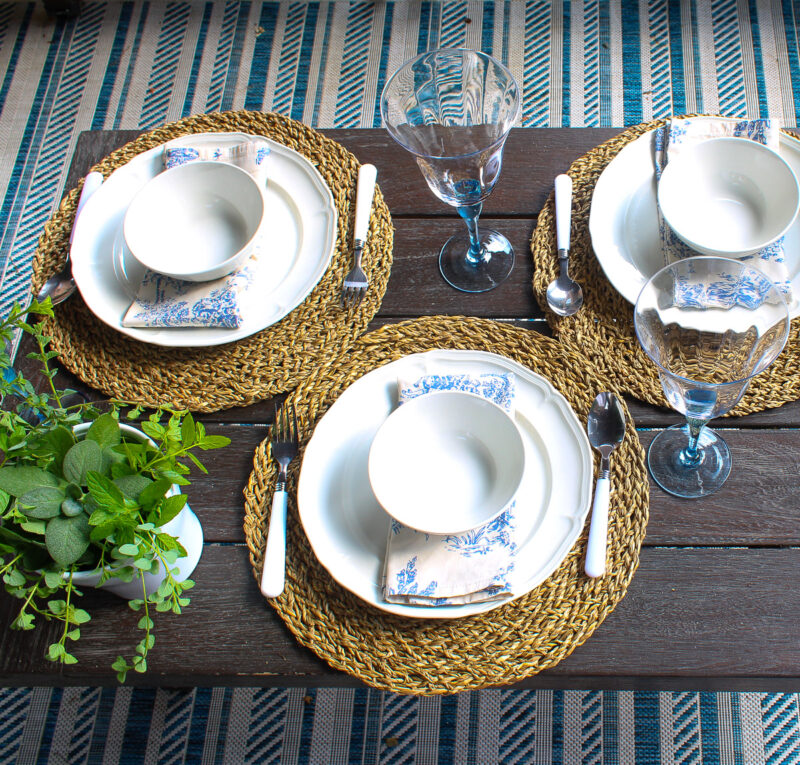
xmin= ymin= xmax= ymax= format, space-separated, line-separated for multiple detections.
xmin=3 ymin=127 xmax=800 ymax=691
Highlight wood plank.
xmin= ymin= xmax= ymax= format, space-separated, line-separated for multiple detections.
xmin=64 ymin=128 xmax=624 ymax=219
xmin=3 ymin=546 xmax=800 ymax=690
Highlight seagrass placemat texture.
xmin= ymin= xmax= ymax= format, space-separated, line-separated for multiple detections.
xmin=531 ymin=118 xmax=800 ymax=415
xmin=30 ymin=111 xmax=393 ymax=412
xmin=243 ymin=316 xmax=649 ymax=695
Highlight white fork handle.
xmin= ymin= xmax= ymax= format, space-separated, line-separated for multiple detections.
xmin=585 ymin=476 xmax=610 ymax=577
xmin=260 ymin=489 xmax=287 ymax=598
xmin=354 ymin=164 xmax=377 ymax=244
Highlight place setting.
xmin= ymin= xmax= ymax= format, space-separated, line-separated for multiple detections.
xmin=531 ymin=114 xmax=800 ymax=415
xmin=242 ymin=50 xmax=650 ymax=696
xmin=30 ymin=111 xmax=394 ymax=412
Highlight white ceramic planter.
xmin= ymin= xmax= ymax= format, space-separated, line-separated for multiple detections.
xmin=67 ymin=422 xmax=203 ymax=599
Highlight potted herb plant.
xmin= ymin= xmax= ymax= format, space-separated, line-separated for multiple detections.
xmin=0 ymin=300 xmax=230 ymax=681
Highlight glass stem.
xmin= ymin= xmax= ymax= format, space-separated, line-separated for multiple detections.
xmin=680 ymin=416 xmax=707 ymax=467
xmin=458 ymin=203 xmax=484 ymax=264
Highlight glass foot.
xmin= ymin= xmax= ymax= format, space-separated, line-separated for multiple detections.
xmin=647 ymin=423 xmax=731 ymax=499
xmin=439 ymin=229 xmax=514 ymax=293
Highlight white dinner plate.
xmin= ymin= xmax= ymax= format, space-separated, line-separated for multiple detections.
xmin=589 ymin=127 xmax=800 ymax=318
xmin=70 ymin=132 xmax=337 ymax=347
xmin=296 ymin=349 xmax=593 ymax=619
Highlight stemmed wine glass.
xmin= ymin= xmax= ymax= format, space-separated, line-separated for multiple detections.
xmin=380 ymin=49 xmax=520 ymax=293
xmin=634 ymin=256 xmax=790 ymax=498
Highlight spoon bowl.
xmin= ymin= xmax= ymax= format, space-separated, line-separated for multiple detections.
xmin=546 ymin=274 xmax=584 ymax=316
xmin=585 ymin=391 xmax=626 ymax=577
xmin=546 ymin=174 xmax=583 ymax=316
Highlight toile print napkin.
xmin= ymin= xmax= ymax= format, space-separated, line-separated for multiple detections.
xmin=653 ymin=117 xmax=791 ymax=307
xmin=381 ymin=372 xmax=520 ymax=607
xmin=122 ymin=138 xmax=271 ymax=329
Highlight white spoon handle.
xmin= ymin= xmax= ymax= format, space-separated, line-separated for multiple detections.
xmin=555 ymin=174 xmax=572 ymax=252
xmin=585 ymin=476 xmax=610 ymax=577
xmin=260 ymin=489 xmax=287 ymax=598
xmin=69 ymin=171 xmax=104 ymax=246
xmin=354 ymin=164 xmax=377 ymax=245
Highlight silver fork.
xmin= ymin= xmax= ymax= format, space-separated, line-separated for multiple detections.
xmin=342 ymin=163 xmax=377 ymax=308
xmin=259 ymin=403 xmax=299 ymax=598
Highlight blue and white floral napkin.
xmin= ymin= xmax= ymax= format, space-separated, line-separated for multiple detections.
xmin=653 ymin=117 xmax=791 ymax=307
xmin=382 ymin=372 xmax=520 ymax=607
xmin=122 ymin=137 xmax=271 ymax=329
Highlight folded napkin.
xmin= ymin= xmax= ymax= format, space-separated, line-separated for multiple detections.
xmin=122 ymin=137 xmax=271 ymax=329
xmin=381 ymin=372 xmax=519 ymax=607
xmin=653 ymin=117 xmax=791 ymax=307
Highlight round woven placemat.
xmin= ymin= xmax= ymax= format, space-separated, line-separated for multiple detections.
xmin=243 ymin=316 xmax=649 ymax=695
xmin=531 ymin=117 xmax=800 ymax=415
xmin=31 ymin=111 xmax=393 ymax=412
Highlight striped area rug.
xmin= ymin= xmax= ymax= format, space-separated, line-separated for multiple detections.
xmin=3 ymin=2 xmax=800 ymax=762
xmin=3 ymin=687 xmax=800 ymax=764
xmin=3 ymin=0 xmax=800 ymax=319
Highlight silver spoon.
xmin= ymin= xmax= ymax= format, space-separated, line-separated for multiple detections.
xmin=37 ymin=171 xmax=104 ymax=305
xmin=585 ymin=392 xmax=626 ymax=578
xmin=546 ymin=174 xmax=584 ymax=316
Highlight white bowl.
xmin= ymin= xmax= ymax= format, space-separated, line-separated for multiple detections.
xmin=368 ymin=390 xmax=525 ymax=535
xmin=657 ymin=136 xmax=800 ymax=258
xmin=123 ymin=161 xmax=266 ymax=281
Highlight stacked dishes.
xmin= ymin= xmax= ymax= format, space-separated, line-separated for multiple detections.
xmin=296 ymin=349 xmax=594 ymax=619
xmin=69 ymin=132 xmax=337 ymax=347
xmin=588 ymin=119 xmax=800 ymax=317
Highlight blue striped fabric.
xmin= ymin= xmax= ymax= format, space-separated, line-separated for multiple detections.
xmin=2 ymin=0 xmax=800 ymax=319
xmin=2 ymin=687 xmax=800 ymax=764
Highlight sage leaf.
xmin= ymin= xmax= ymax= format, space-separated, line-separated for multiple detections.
xmin=113 ymin=474 xmax=152 ymax=501
xmin=39 ymin=426 xmax=76 ymax=472
xmin=17 ymin=486 xmax=65 ymax=519
xmin=45 ymin=515 xmax=90 ymax=567
xmin=86 ymin=413 xmax=121 ymax=450
xmin=0 ymin=466 xmax=59 ymax=496
xmin=60 ymin=498 xmax=84 ymax=517
xmin=63 ymin=439 xmax=102 ymax=486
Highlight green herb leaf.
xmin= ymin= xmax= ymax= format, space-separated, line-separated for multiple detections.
xmin=86 ymin=413 xmax=121 ymax=450
xmin=86 ymin=472 xmax=128 ymax=510
xmin=3 ymin=569 xmax=25 ymax=587
xmin=11 ymin=612 xmax=34 ymax=630
xmin=137 ymin=478 xmax=172 ymax=509
xmin=62 ymin=653 xmax=78 ymax=664
xmin=45 ymin=515 xmax=90 ymax=567
xmin=63 ymin=439 xmax=103 ymax=486
xmin=198 ymin=435 xmax=231 ymax=450
xmin=17 ymin=486 xmax=66 ymax=519
xmin=47 ymin=642 xmax=65 ymax=660
xmin=18 ymin=519 xmax=47 ymax=536
xmin=43 ymin=571 xmax=64 ymax=588
xmin=156 ymin=494 xmax=186 ymax=526
xmin=180 ymin=413 xmax=196 ymax=444
xmin=70 ymin=608 xmax=90 ymax=625
xmin=0 ymin=466 xmax=59 ymax=496
xmin=118 ymin=543 xmax=139 ymax=557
